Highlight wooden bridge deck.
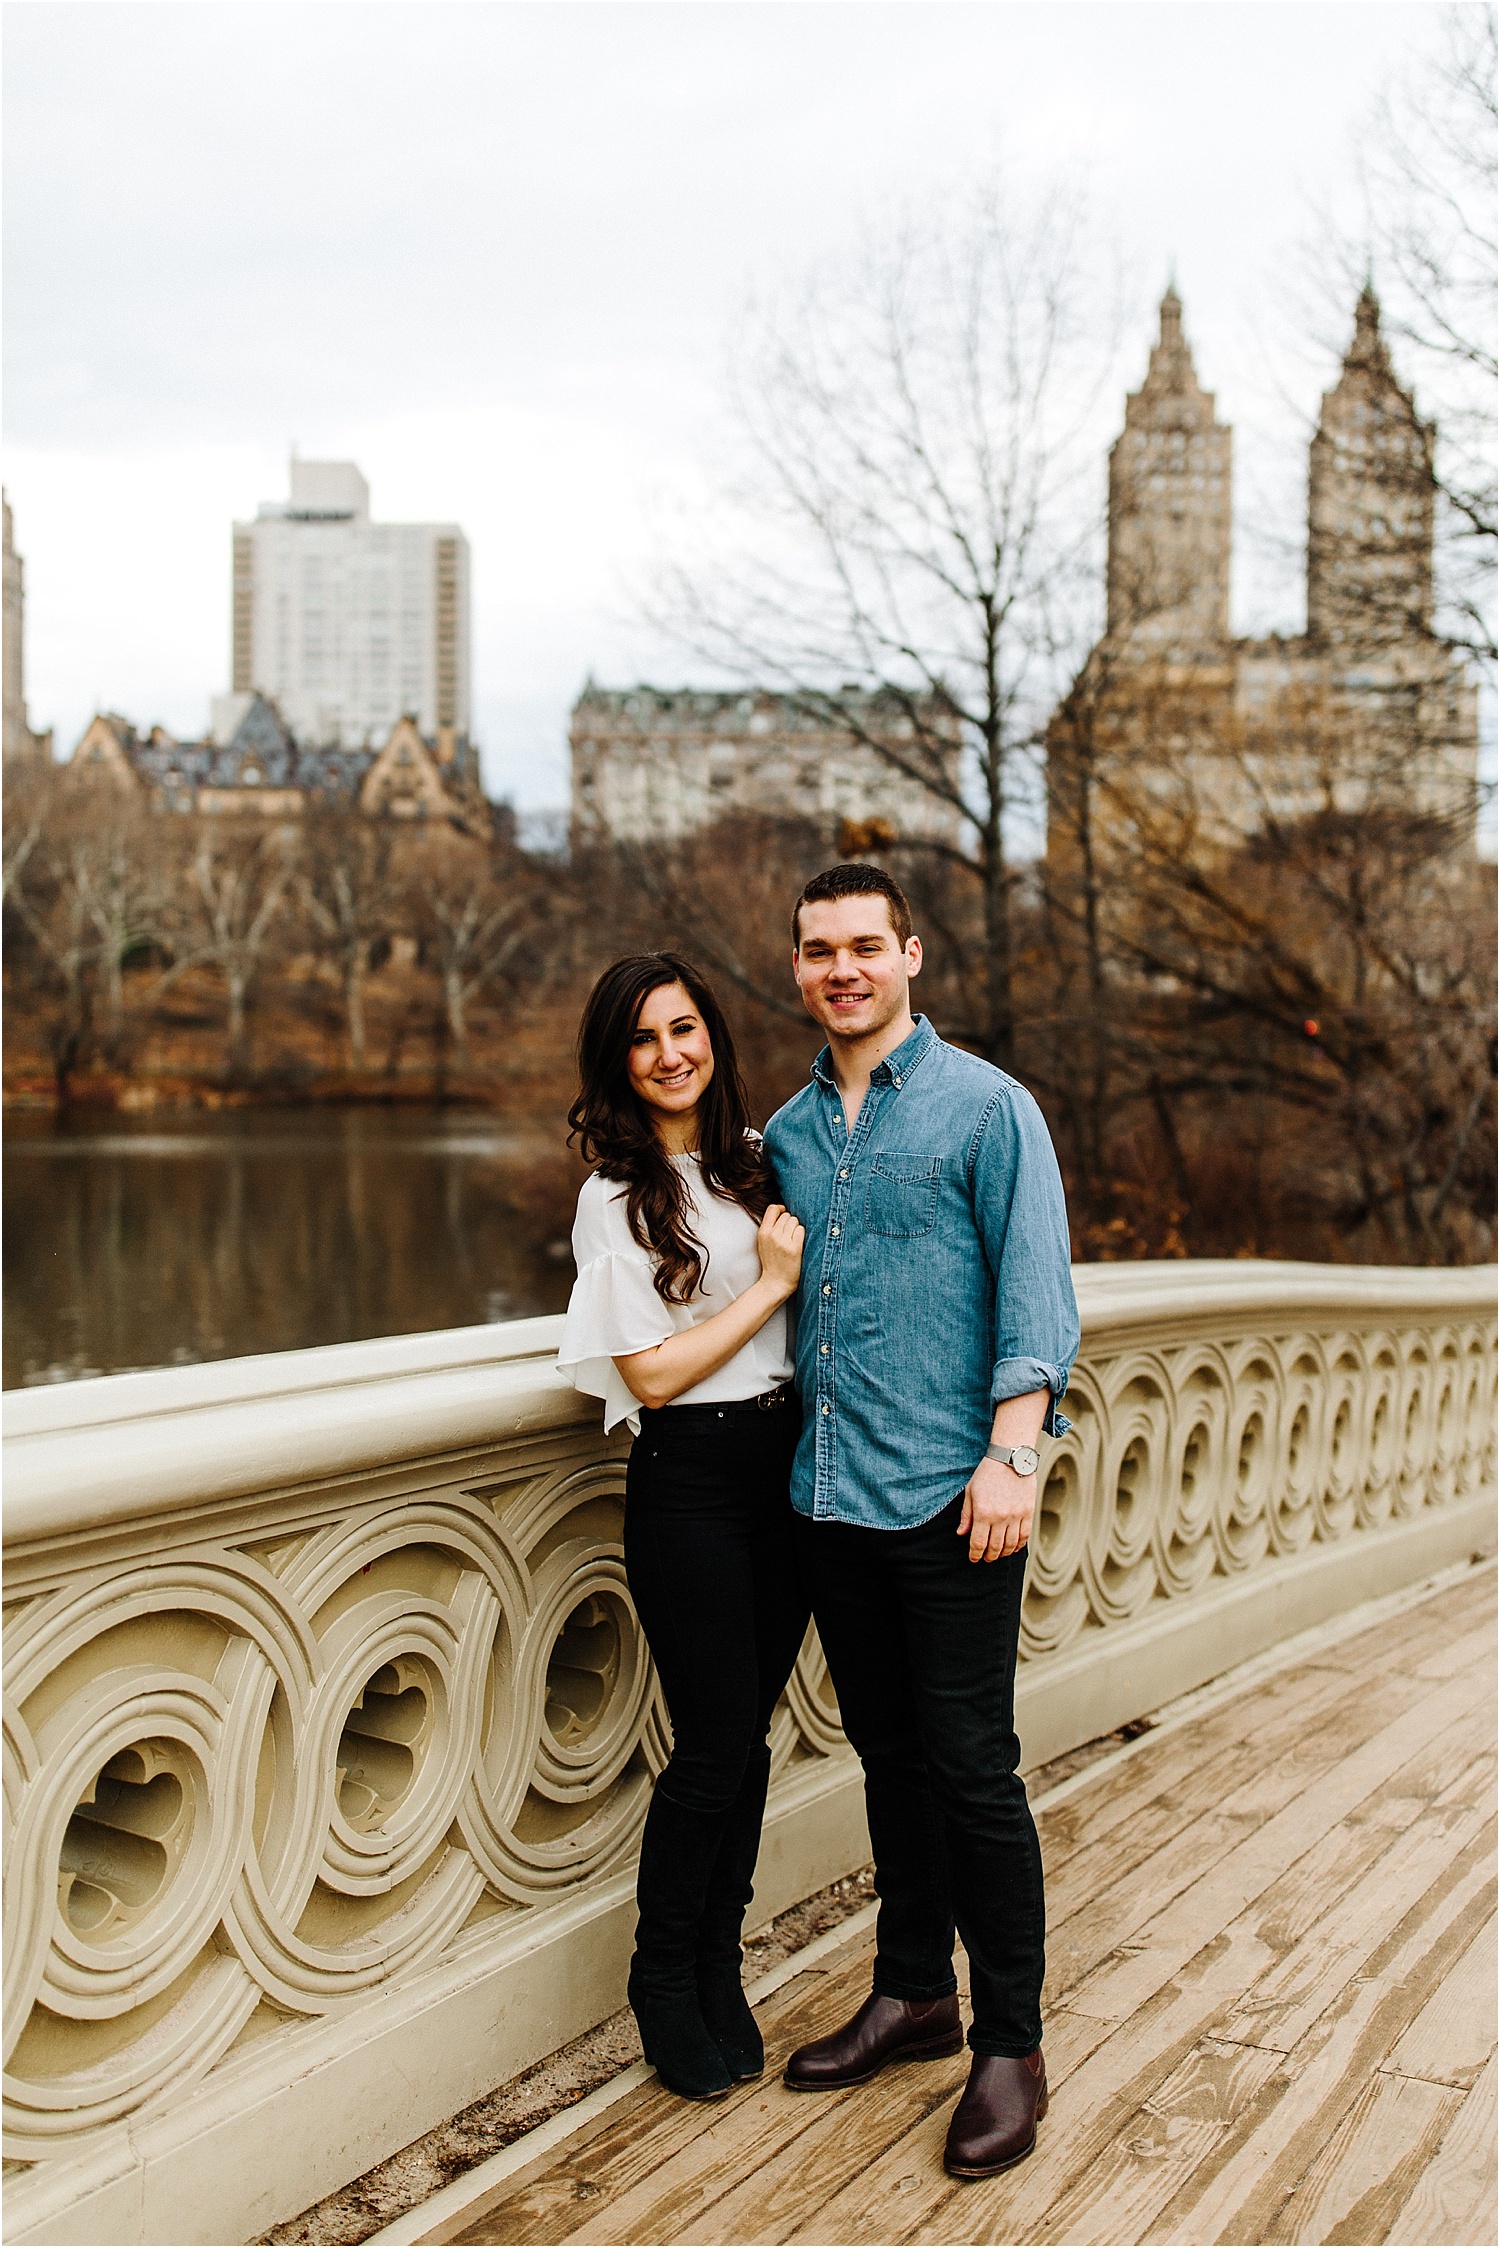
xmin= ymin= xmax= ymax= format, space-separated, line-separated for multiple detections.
xmin=438 ymin=1567 xmax=1496 ymax=2248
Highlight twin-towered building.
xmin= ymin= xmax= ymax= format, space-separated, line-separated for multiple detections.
xmin=1050 ymin=286 xmax=1476 ymax=854
xmin=1103 ymin=283 xmax=1445 ymax=660
xmin=578 ymin=288 xmax=1478 ymax=855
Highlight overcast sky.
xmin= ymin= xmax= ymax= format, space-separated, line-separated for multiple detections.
xmin=3 ymin=0 xmax=1457 ymax=808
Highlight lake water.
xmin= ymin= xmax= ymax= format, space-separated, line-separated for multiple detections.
xmin=4 ymin=1106 xmax=579 ymax=1389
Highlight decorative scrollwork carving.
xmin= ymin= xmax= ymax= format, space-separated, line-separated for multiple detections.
xmin=3 ymin=1293 xmax=1493 ymax=2159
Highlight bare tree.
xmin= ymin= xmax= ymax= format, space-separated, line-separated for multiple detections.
xmin=4 ymin=778 xmax=100 ymax=1092
xmin=413 ymin=834 xmax=550 ymax=1068
xmin=177 ymin=822 xmax=296 ymax=1074
xmin=1317 ymin=4 xmax=1497 ymax=664
xmin=1052 ymin=667 xmax=1494 ymax=1262
xmin=297 ymin=806 xmax=398 ymax=1069
xmin=653 ymin=182 xmax=1121 ymax=1066
xmin=2 ymin=757 xmax=51 ymax=907
xmin=74 ymin=800 xmax=179 ymax=1052
xmin=2 ymin=768 xmax=179 ymax=1082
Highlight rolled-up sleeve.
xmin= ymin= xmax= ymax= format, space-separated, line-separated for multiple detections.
xmin=970 ymin=1086 xmax=1080 ymax=1436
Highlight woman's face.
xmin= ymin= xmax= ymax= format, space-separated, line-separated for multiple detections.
xmin=627 ymin=980 xmax=716 ymax=1131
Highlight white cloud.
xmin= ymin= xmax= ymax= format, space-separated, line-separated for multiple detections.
xmin=4 ymin=0 xmax=1445 ymax=804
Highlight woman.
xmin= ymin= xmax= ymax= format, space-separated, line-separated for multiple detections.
xmin=558 ymin=952 xmax=808 ymax=2103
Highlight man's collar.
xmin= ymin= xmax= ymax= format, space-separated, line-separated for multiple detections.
xmin=810 ymin=1013 xmax=936 ymax=1091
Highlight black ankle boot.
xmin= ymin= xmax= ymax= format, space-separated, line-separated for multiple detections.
xmin=697 ymin=1969 xmax=763 ymax=2080
xmin=696 ymin=1745 xmax=770 ymax=2080
xmin=627 ymin=1973 xmax=734 ymax=2101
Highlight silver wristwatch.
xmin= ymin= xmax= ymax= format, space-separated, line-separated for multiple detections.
xmin=984 ymin=1442 xmax=1040 ymax=1477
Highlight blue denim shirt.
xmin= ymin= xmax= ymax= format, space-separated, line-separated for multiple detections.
xmin=764 ymin=1016 xmax=1079 ymax=1529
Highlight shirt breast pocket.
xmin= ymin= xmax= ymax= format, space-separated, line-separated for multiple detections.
xmin=864 ymin=1153 xmax=942 ymax=1237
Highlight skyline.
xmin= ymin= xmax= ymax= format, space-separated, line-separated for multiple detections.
xmin=2 ymin=0 xmax=1469 ymax=809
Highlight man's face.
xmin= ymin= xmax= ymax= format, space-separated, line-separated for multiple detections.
xmin=793 ymin=895 xmax=922 ymax=1042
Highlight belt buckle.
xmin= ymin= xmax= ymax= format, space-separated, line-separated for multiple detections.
xmin=758 ymin=1387 xmax=784 ymax=1411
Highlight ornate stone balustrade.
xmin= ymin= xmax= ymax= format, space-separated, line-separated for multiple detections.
xmin=3 ymin=1262 xmax=1493 ymax=2246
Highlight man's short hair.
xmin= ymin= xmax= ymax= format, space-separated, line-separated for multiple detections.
xmin=792 ymin=863 xmax=914 ymax=948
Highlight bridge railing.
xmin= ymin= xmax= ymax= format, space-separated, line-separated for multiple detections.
xmin=4 ymin=1260 xmax=1493 ymax=2246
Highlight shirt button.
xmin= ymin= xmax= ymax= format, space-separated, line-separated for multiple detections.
xmin=831 ymin=1224 xmax=841 ymax=1237
xmin=820 ymin=1400 xmax=831 ymax=1415
xmin=893 ymin=1073 xmax=903 ymax=1086
xmin=822 ymin=1284 xmax=832 ymax=1297
xmin=839 ymin=1168 xmax=849 ymax=1179
xmin=820 ymin=1343 xmax=829 ymax=1355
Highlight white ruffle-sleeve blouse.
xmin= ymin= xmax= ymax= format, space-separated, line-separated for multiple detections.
xmin=556 ymin=1155 xmax=793 ymax=1436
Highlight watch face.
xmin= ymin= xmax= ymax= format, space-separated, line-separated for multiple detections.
xmin=1012 ymin=1445 xmax=1040 ymax=1477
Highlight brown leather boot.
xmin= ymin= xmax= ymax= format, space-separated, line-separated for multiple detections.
xmin=783 ymin=1992 xmax=963 ymax=2090
xmin=943 ymin=2050 xmax=1048 ymax=2176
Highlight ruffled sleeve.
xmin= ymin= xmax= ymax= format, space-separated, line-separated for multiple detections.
xmin=556 ymin=1178 xmax=675 ymax=1435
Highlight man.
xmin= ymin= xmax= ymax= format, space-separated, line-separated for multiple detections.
xmin=763 ymin=861 xmax=1078 ymax=2179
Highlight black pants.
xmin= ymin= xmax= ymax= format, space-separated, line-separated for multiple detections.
xmin=624 ymin=1392 xmax=809 ymax=1988
xmin=795 ymin=1495 xmax=1045 ymax=2056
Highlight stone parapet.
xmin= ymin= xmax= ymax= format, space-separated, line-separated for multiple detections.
xmin=3 ymin=1262 xmax=1494 ymax=2244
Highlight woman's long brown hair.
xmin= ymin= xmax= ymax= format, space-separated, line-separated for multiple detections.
xmin=567 ymin=953 xmax=773 ymax=1305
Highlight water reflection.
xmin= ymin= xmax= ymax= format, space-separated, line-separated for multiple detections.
xmin=4 ymin=1106 xmax=577 ymax=1388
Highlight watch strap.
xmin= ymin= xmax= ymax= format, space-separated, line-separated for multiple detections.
xmin=984 ymin=1442 xmax=1038 ymax=1472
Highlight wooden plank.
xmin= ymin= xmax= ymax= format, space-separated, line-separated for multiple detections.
xmin=1028 ymin=1579 xmax=1490 ymax=1919
xmin=1431 ymin=1749 xmax=1498 ymax=1813
xmin=840 ymin=1924 xmax=1282 ymax=2247
xmin=1152 ymin=1829 xmax=1496 ymax=2246
xmin=1312 ymin=1573 xmax=1496 ymax=1673
xmin=1067 ymin=1664 xmax=1492 ymax=2028
xmin=448 ymin=2079 xmax=712 ymax=2248
xmin=1215 ymin=1792 xmax=1494 ymax=2056
xmin=1383 ymin=1912 xmax=1497 ymax=2092
xmin=1026 ymin=1579 xmax=1470 ymax=1874
xmin=1230 ymin=1710 xmax=1495 ymax=1990
xmin=436 ymin=1576 xmax=1493 ymax=2248
xmin=1025 ymin=2036 xmax=1284 ymax=2247
xmin=916 ymin=1769 xmax=1495 ymax=2240
xmin=1261 ymin=2068 xmax=1463 ymax=2245
xmin=1046 ymin=1658 xmax=1488 ymax=2014
xmin=450 ymin=1946 xmax=880 ymax=2246
xmin=650 ymin=2051 xmax=969 ymax=2246
xmin=1035 ymin=1631 xmax=1445 ymax=1886
xmin=562 ymin=2079 xmax=862 ymax=2246
xmin=808 ymin=1609 xmax=1496 ymax=2248
xmin=1385 ymin=2051 xmax=1499 ymax=2248
xmin=1407 ymin=1618 xmax=1500 ymax=1684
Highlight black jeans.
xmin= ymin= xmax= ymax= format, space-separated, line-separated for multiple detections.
xmin=624 ymin=1391 xmax=809 ymax=1987
xmin=795 ymin=1495 xmax=1045 ymax=2056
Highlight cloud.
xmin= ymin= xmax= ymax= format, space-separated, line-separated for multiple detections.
xmin=4 ymin=0 xmax=1444 ymax=804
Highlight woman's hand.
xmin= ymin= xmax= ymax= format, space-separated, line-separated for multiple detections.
xmin=756 ymin=1204 xmax=805 ymax=1299
xmin=615 ymin=1202 xmax=806 ymax=1408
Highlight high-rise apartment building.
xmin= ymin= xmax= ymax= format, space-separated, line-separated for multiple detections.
xmin=230 ymin=461 xmax=470 ymax=748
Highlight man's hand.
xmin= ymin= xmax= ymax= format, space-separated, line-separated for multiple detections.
xmin=957 ymin=1456 xmax=1036 ymax=1564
